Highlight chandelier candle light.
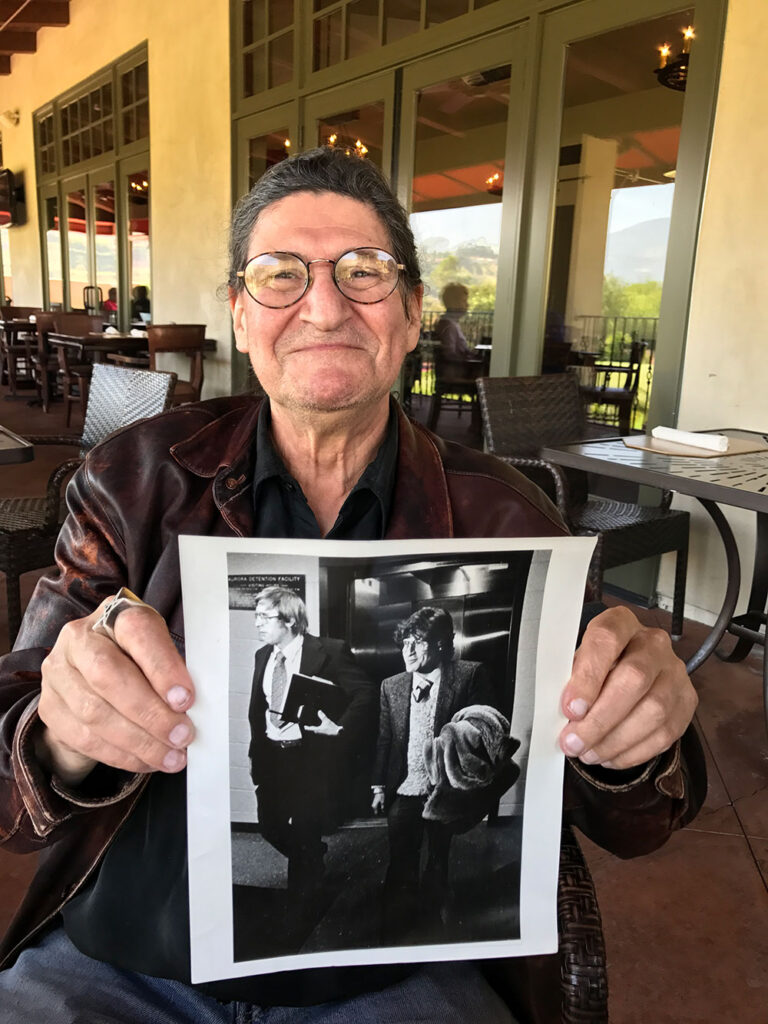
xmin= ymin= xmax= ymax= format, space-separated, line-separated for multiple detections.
xmin=655 ymin=25 xmax=695 ymax=91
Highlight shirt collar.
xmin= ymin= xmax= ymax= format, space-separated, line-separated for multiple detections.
xmin=251 ymin=398 xmax=399 ymax=531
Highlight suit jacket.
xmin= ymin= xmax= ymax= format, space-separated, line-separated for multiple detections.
xmin=373 ymin=659 xmax=493 ymax=802
xmin=247 ymin=633 xmax=375 ymax=786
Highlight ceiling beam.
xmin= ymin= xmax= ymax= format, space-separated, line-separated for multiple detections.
xmin=0 ymin=2 xmax=70 ymax=28
xmin=0 ymin=30 xmax=36 ymax=53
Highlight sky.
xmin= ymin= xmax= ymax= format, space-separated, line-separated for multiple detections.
xmin=410 ymin=181 xmax=676 ymax=254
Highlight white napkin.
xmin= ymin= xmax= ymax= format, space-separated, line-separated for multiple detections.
xmin=104 ymin=325 xmax=119 ymax=334
xmin=651 ymin=426 xmax=729 ymax=452
xmin=130 ymin=328 xmax=146 ymax=337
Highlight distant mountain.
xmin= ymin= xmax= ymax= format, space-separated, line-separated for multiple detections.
xmin=604 ymin=217 xmax=671 ymax=283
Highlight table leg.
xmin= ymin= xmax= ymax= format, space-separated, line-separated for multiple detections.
xmin=685 ymin=498 xmax=741 ymax=675
xmin=717 ymin=510 xmax=768 ymax=663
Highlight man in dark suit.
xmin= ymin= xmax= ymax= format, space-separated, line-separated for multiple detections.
xmin=248 ymin=586 xmax=375 ymax=894
xmin=372 ymin=606 xmax=494 ymax=924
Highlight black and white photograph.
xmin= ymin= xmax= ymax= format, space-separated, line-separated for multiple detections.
xmin=182 ymin=534 xmax=594 ymax=984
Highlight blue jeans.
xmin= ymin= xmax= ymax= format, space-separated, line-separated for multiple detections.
xmin=0 ymin=927 xmax=516 ymax=1023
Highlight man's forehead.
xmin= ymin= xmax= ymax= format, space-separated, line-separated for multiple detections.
xmin=248 ymin=191 xmax=394 ymax=254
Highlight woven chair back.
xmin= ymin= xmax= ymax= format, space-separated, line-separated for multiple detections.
xmin=477 ymin=374 xmax=587 ymax=457
xmin=79 ymin=364 xmax=177 ymax=454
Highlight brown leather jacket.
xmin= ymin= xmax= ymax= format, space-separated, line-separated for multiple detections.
xmin=0 ymin=396 xmax=705 ymax=1015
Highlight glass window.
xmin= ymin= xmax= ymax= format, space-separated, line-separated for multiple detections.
xmin=313 ymin=10 xmax=343 ymax=70
xmin=94 ymin=181 xmax=117 ymax=319
xmin=347 ymin=0 xmax=379 ymax=60
xmin=45 ymin=196 xmax=63 ymax=307
xmin=127 ymin=171 xmax=151 ymax=324
xmin=268 ymin=32 xmax=293 ymax=88
xmin=269 ymin=0 xmax=293 ymax=33
xmin=425 ymin=0 xmax=468 ymax=26
xmin=66 ymin=188 xmax=88 ymax=310
xmin=248 ymin=129 xmax=291 ymax=190
xmin=409 ymin=66 xmax=510 ymax=349
xmin=244 ymin=0 xmax=266 ymax=44
xmin=317 ymin=103 xmax=385 ymax=168
xmin=542 ymin=10 xmax=694 ymax=431
xmin=244 ymin=45 xmax=266 ymax=96
xmin=384 ymin=0 xmax=421 ymax=44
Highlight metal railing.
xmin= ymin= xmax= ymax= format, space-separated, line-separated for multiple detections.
xmin=572 ymin=315 xmax=658 ymax=433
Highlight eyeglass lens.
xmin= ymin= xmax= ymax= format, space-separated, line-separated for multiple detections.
xmin=242 ymin=248 xmax=400 ymax=308
xmin=255 ymin=612 xmax=280 ymax=621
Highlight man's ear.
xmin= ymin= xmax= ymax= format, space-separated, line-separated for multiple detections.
xmin=405 ymin=284 xmax=424 ymax=353
xmin=229 ymin=287 xmax=250 ymax=354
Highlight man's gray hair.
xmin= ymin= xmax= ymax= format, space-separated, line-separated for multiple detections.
xmin=255 ymin=586 xmax=308 ymax=635
xmin=227 ymin=147 xmax=422 ymax=307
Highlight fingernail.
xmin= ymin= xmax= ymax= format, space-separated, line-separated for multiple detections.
xmin=601 ymin=760 xmax=614 ymax=769
xmin=568 ymin=698 xmax=589 ymax=719
xmin=169 ymin=723 xmax=190 ymax=747
xmin=167 ymin=686 xmax=190 ymax=710
xmin=579 ymin=749 xmax=601 ymax=765
xmin=563 ymin=733 xmax=585 ymax=756
xmin=162 ymin=748 xmax=186 ymax=772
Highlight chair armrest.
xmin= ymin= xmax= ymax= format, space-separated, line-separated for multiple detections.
xmin=43 ymin=458 xmax=84 ymax=525
xmin=497 ymin=454 xmax=572 ymax=521
xmin=23 ymin=434 xmax=81 ymax=447
xmin=107 ymin=353 xmax=149 ymax=366
xmin=558 ymin=825 xmax=608 ymax=1023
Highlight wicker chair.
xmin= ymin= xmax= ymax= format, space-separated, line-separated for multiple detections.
xmin=0 ymin=364 xmax=177 ymax=648
xmin=486 ymin=825 xmax=607 ymax=1022
xmin=477 ymin=374 xmax=689 ymax=637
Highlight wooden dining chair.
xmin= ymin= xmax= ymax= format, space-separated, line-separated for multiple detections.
xmin=0 ymin=364 xmax=177 ymax=647
xmin=0 ymin=306 xmax=42 ymax=395
xmin=146 ymin=324 xmax=206 ymax=404
xmin=31 ymin=313 xmax=59 ymax=412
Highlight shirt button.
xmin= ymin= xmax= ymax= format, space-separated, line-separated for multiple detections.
xmin=284 ymin=482 xmax=295 ymax=491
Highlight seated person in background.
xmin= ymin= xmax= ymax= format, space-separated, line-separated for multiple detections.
xmin=131 ymin=284 xmax=150 ymax=319
xmin=102 ymin=287 xmax=118 ymax=313
xmin=0 ymin=146 xmax=704 ymax=1024
xmin=432 ymin=282 xmax=472 ymax=359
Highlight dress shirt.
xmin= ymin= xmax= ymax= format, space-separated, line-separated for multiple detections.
xmin=263 ymin=634 xmax=304 ymax=741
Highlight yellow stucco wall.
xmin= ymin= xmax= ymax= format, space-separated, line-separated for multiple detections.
xmin=656 ymin=0 xmax=767 ymax=622
xmin=0 ymin=0 xmax=234 ymax=396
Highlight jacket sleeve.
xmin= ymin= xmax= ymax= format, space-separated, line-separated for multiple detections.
xmin=0 ymin=460 xmax=143 ymax=854
xmin=372 ymin=680 xmax=393 ymax=789
xmin=562 ymin=722 xmax=707 ymax=858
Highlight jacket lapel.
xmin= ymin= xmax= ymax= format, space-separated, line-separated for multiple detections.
xmin=434 ymin=661 xmax=457 ymax=733
xmin=387 ymin=405 xmax=453 ymax=539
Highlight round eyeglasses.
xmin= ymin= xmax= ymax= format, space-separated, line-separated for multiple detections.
xmin=401 ymin=636 xmax=428 ymax=651
xmin=254 ymin=611 xmax=281 ymax=622
xmin=237 ymin=248 xmax=405 ymax=309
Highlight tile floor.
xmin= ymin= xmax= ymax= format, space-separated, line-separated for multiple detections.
xmin=0 ymin=387 xmax=766 ymax=1021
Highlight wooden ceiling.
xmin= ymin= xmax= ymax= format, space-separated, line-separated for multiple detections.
xmin=0 ymin=1 xmax=69 ymax=75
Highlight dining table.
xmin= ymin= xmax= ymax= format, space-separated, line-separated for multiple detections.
xmin=0 ymin=423 xmax=34 ymax=464
xmin=47 ymin=331 xmax=150 ymax=365
xmin=541 ymin=428 xmax=768 ymax=731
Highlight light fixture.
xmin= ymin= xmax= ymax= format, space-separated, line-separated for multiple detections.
xmin=654 ymin=25 xmax=695 ymax=91
xmin=485 ymin=171 xmax=503 ymax=196
xmin=0 ymin=109 xmax=20 ymax=129
xmin=325 ymin=132 xmax=369 ymax=158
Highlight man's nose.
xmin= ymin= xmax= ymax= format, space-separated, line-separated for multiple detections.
xmin=297 ymin=263 xmax=352 ymax=330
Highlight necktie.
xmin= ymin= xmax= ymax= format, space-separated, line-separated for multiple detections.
xmin=414 ymin=682 xmax=431 ymax=703
xmin=270 ymin=650 xmax=287 ymax=726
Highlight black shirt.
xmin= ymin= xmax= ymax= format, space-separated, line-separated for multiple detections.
xmin=62 ymin=400 xmax=410 ymax=1007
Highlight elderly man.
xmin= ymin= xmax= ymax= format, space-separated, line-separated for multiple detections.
xmin=0 ymin=147 xmax=703 ymax=1023
xmin=372 ymin=606 xmax=495 ymax=930
xmin=247 ymin=585 xmax=374 ymax=894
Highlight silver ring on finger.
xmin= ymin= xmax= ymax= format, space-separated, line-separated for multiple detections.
xmin=91 ymin=587 xmax=151 ymax=644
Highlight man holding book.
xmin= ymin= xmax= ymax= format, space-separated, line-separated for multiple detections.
xmin=248 ymin=585 xmax=375 ymax=894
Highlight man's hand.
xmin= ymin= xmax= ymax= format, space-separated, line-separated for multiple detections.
xmin=303 ymin=709 xmax=342 ymax=737
xmin=559 ymin=605 xmax=697 ymax=770
xmin=35 ymin=597 xmax=196 ymax=786
xmin=371 ymin=790 xmax=385 ymax=815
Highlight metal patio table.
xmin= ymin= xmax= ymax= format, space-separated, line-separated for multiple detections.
xmin=541 ymin=428 xmax=768 ymax=730
xmin=0 ymin=424 xmax=33 ymax=464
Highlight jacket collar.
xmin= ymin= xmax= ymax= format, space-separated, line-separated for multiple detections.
xmin=168 ymin=395 xmax=454 ymax=540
